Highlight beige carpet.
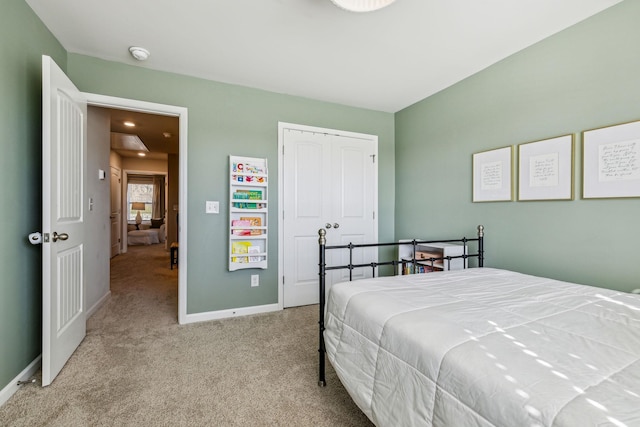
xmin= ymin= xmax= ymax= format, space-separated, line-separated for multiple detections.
xmin=0 ymin=244 xmax=372 ymax=426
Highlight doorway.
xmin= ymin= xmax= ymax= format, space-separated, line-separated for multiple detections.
xmin=84 ymin=92 xmax=189 ymax=324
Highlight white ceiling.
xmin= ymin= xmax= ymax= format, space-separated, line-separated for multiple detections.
xmin=26 ymin=0 xmax=622 ymax=113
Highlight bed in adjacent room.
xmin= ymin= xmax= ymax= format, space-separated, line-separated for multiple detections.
xmin=317 ymin=227 xmax=640 ymax=427
xmin=127 ymin=221 xmax=166 ymax=246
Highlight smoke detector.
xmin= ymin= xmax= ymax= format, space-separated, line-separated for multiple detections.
xmin=129 ymin=46 xmax=150 ymax=61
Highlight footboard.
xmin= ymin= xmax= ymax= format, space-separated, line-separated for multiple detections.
xmin=317 ymin=225 xmax=485 ymax=386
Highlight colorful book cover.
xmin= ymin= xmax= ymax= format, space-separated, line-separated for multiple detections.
xmin=240 ymin=217 xmax=262 ymax=235
xmin=231 ymin=241 xmax=252 ymax=262
xmin=233 ymin=190 xmax=264 ymax=209
xmin=231 ymin=220 xmax=251 ymax=235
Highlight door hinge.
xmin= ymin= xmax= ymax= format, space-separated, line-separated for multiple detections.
xmin=373 ymin=211 xmax=375 ymax=220
xmin=370 ymin=154 xmax=376 ymax=163
xmin=282 ymin=276 xmax=285 ymax=285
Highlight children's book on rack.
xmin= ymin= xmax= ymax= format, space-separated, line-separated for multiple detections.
xmin=231 ymin=241 xmax=252 ymax=262
xmin=232 ymin=189 xmax=265 ymax=209
xmin=248 ymin=246 xmax=261 ymax=263
xmin=229 ymin=155 xmax=268 ymax=271
xmin=231 ymin=161 xmax=267 ymax=176
xmin=240 ymin=216 xmax=262 ymax=235
xmin=231 ymin=174 xmax=267 ymax=184
xmin=231 ymin=220 xmax=252 ymax=235
xmin=231 ymin=241 xmax=263 ymax=263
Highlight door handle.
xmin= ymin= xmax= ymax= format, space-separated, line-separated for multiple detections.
xmin=325 ymin=223 xmax=332 ymax=229
xmin=52 ymin=232 xmax=69 ymax=242
xmin=333 ymin=223 xmax=340 ymax=229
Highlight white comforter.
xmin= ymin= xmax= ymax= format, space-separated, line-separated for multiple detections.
xmin=324 ymin=268 xmax=640 ymax=427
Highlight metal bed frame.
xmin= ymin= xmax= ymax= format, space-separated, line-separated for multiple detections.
xmin=317 ymin=225 xmax=485 ymax=386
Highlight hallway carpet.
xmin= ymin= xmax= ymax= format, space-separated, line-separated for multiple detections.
xmin=0 ymin=244 xmax=372 ymax=426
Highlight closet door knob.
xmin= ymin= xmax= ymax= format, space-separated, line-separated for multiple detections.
xmin=325 ymin=223 xmax=332 ymax=229
xmin=333 ymin=223 xmax=340 ymax=229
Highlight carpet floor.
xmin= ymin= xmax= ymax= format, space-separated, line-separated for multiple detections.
xmin=0 ymin=244 xmax=372 ymax=426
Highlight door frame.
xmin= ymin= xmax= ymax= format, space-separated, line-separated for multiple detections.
xmin=110 ymin=165 xmax=121 ymax=258
xmin=84 ymin=92 xmax=189 ymax=324
xmin=277 ymin=122 xmax=379 ymax=309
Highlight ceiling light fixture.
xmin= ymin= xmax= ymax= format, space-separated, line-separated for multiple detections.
xmin=129 ymin=46 xmax=150 ymax=61
xmin=330 ymin=0 xmax=396 ymax=12
xmin=137 ymin=152 xmax=146 ymax=157
xmin=124 ymin=121 xmax=136 ymax=127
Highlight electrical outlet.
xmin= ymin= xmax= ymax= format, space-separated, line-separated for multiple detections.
xmin=251 ymin=275 xmax=259 ymax=287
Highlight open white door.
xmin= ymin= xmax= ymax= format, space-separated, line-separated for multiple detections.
xmin=42 ymin=55 xmax=87 ymax=386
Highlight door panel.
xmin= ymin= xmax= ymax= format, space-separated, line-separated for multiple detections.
xmin=294 ymin=141 xmax=324 ymax=218
xmin=331 ymin=136 xmax=376 ymax=284
xmin=283 ymin=132 xmax=330 ymax=307
xmin=42 ymin=55 xmax=87 ymax=386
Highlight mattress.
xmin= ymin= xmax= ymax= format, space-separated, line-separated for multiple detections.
xmin=324 ymin=268 xmax=640 ymax=427
xmin=128 ymin=228 xmax=161 ymax=245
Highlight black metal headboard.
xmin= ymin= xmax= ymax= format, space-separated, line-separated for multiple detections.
xmin=316 ymin=225 xmax=485 ymax=386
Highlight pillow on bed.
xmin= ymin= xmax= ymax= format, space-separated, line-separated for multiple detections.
xmin=150 ymin=218 xmax=164 ymax=229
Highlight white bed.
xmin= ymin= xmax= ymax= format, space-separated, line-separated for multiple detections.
xmin=324 ymin=268 xmax=640 ymax=427
xmin=127 ymin=224 xmax=166 ymax=245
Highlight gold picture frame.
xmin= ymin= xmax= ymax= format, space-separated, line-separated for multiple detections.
xmin=472 ymin=146 xmax=513 ymax=202
xmin=583 ymin=120 xmax=640 ymax=199
xmin=518 ymin=134 xmax=574 ymax=201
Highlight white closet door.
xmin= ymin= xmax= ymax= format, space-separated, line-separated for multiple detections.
xmin=281 ymin=126 xmax=377 ymax=308
xmin=329 ymin=134 xmax=377 ymax=284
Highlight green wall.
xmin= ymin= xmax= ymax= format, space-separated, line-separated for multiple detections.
xmin=0 ymin=0 xmax=67 ymax=392
xmin=395 ymin=1 xmax=640 ymax=292
xmin=66 ymin=55 xmax=395 ymax=314
xmin=2 ymin=0 xmax=635 ymax=400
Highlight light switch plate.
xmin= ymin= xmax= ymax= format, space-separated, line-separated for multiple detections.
xmin=205 ymin=200 xmax=219 ymax=214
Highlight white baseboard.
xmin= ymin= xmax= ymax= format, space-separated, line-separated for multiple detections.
xmin=0 ymin=355 xmax=41 ymax=408
xmin=182 ymin=303 xmax=280 ymax=325
xmin=86 ymin=291 xmax=111 ymax=318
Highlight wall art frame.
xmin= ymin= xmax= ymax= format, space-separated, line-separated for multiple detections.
xmin=518 ymin=134 xmax=574 ymax=201
xmin=472 ymin=146 xmax=513 ymax=202
xmin=583 ymin=120 xmax=640 ymax=199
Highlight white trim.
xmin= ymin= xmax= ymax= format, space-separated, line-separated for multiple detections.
xmin=277 ymin=122 xmax=379 ymax=308
xmin=82 ymin=92 xmax=189 ymax=325
xmin=182 ymin=303 xmax=280 ymax=324
xmin=0 ymin=356 xmax=41 ymax=407
xmin=86 ymin=291 xmax=110 ymax=319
